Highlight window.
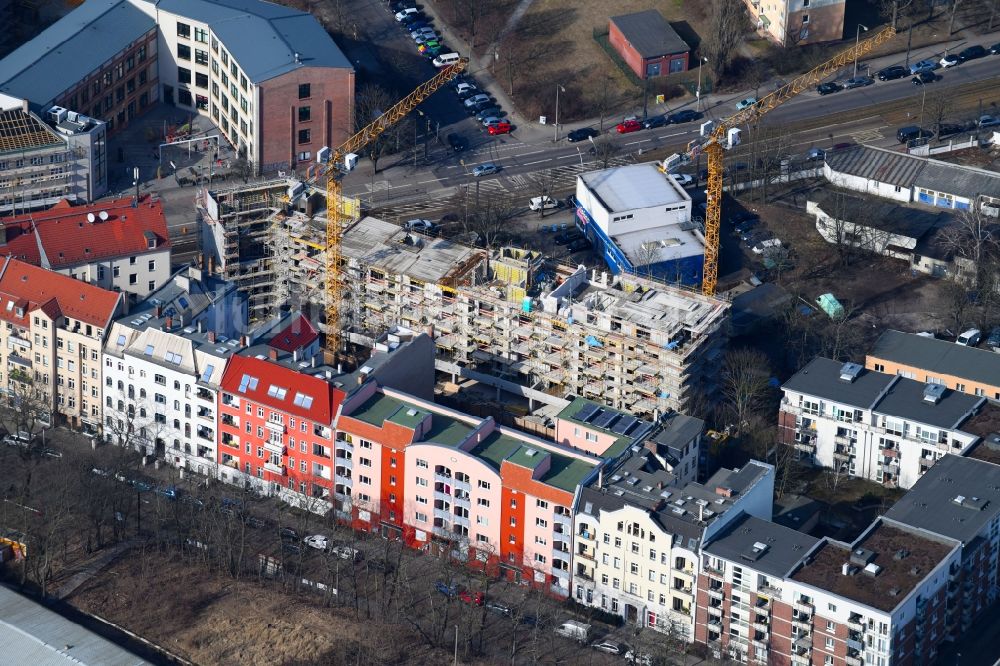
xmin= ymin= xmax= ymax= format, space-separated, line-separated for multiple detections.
xmin=536 ymin=499 xmax=549 ymax=509
xmin=298 ymin=129 xmax=311 ymax=145
xmin=535 ymin=518 xmax=548 ymax=528
xmin=194 ymin=27 xmax=208 ymax=43
xmin=298 ymin=106 xmax=311 ymax=122
xmin=415 ymin=477 xmax=427 ymax=486
xmin=195 ymin=72 xmax=208 ymax=88
xmin=176 ymin=22 xmax=190 ymax=38
xmin=585 ymin=431 xmax=598 ymax=442
xmin=298 ymin=83 xmax=311 ymax=99
xmin=177 ymin=44 xmax=191 ymax=61
xmin=477 ymin=498 xmax=489 ymax=507
xmin=477 ymin=480 xmax=491 ymax=490
xmin=801 ymin=14 xmax=810 ymax=23
xmin=177 ymin=67 xmax=191 ymax=84
xmin=415 ymin=512 xmax=428 ymax=522
xmin=825 ymin=638 xmax=834 ymax=649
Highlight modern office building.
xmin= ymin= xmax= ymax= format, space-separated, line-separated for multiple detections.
xmin=0 ymin=94 xmax=108 ymax=215
xmin=0 ymin=0 xmax=354 ymax=170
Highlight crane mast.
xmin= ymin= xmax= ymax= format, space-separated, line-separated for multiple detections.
xmin=698 ymin=26 xmax=896 ymax=296
xmin=313 ymin=59 xmax=468 ymax=359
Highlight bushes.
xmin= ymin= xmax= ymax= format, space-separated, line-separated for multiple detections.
xmin=563 ymin=598 xmax=626 ymax=627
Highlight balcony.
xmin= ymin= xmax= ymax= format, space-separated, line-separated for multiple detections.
xmin=264 ymin=441 xmax=286 ymax=455
xmin=265 ymin=420 xmax=286 ymax=434
xmin=790 ymin=652 xmax=811 ymax=666
xmin=792 ymin=614 xmax=812 ymax=628
xmin=920 ymin=457 xmax=936 ymax=470
xmin=846 ymin=651 xmax=863 ymax=666
xmin=755 ymin=596 xmax=771 ymax=609
xmin=576 ymin=548 xmax=595 ymax=562
xmin=577 ymin=527 xmax=595 ymax=541
xmin=434 ymin=490 xmax=453 ymax=503
xmin=264 ymin=461 xmax=286 ymax=475
xmin=753 ymin=619 xmax=769 ymax=632
xmin=197 ymin=407 xmax=214 ymax=422
xmin=196 ymin=427 xmax=214 ymax=442
xmin=221 ymin=414 xmax=237 ymax=427
xmin=195 ymin=387 xmax=213 ymax=402
xmin=793 ymin=636 xmax=812 ymax=651
xmin=793 ymin=599 xmax=813 ymax=614
xmin=794 ymin=441 xmax=816 ymax=453
xmin=7 ymin=353 xmax=31 ymax=369
xmin=674 ymin=584 xmax=694 ymax=596
xmin=882 ymin=447 xmax=899 ymax=458
xmin=707 ymin=587 xmax=725 ymax=601
xmin=847 ymin=616 xmax=864 ymax=631
xmin=706 ymin=619 xmax=723 ymax=633
xmin=706 ymin=604 xmax=723 ymax=617
xmin=832 ymin=448 xmax=852 ymax=461
xmin=453 ymin=476 xmax=471 ymax=493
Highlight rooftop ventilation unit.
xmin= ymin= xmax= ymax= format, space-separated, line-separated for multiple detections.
xmin=863 ymin=563 xmax=882 ymax=577
xmin=839 ymin=362 xmax=863 ymax=383
xmin=923 ymin=383 xmax=946 ymax=403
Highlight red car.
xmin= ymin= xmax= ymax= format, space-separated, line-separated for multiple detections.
xmin=459 ymin=590 xmax=484 ymax=606
xmin=488 ymin=121 xmax=511 ymax=135
xmin=616 ymin=119 xmax=641 ymax=134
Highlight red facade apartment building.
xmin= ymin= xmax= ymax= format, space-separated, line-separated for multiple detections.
xmin=216 ymin=352 xmax=343 ymax=501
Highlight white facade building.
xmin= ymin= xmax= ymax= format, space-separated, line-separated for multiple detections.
xmin=780 ymin=358 xmax=988 ymax=489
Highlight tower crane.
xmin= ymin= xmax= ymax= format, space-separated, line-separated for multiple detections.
xmin=690 ymin=26 xmax=895 ymax=297
xmin=303 ymin=58 xmax=468 ymax=358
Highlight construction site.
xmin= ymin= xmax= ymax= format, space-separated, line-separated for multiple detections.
xmin=197 ymin=177 xmax=730 ymax=416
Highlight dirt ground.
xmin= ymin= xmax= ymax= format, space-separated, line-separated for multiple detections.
xmin=68 ymin=550 xmax=442 ymax=665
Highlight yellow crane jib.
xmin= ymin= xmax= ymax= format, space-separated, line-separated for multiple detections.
xmin=690 ymin=26 xmax=895 ymax=297
xmin=321 ymin=58 xmax=469 ymax=358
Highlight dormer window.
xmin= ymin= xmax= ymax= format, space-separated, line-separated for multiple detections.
xmin=144 ymin=231 xmax=157 ymax=249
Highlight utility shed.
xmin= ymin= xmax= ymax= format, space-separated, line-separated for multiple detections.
xmin=608 ymin=10 xmax=690 ymax=79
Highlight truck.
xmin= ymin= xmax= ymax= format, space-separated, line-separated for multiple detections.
xmin=554 ymin=620 xmax=591 ymax=643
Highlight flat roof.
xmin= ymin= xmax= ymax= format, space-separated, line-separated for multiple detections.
xmin=790 ymin=521 xmax=956 ymax=612
xmin=0 ymin=585 xmax=148 ymax=665
xmin=808 ymin=188 xmax=946 ymax=240
xmin=783 ymin=357 xmax=895 ymax=409
xmin=613 ymin=225 xmax=704 ymax=266
xmin=610 ymin=10 xmax=690 ymax=58
xmin=341 ymin=216 xmax=484 ymax=286
xmin=872 ymin=375 xmax=983 ymax=430
xmin=557 ymin=396 xmax=654 ymax=458
xmin=868 ymin=329 xmax=1000 ymax=391
xmin=704 ymin=512 xmax=819 ymax=578
xmin=884 ymin=454 xmax=1000 ymax=544
xmin=0 ymin=0 xmax=155 ymax=105
xmin=580 ymin=163 xmax=689 ymax=213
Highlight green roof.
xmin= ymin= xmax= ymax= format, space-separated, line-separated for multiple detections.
xmin=507 ymin=444 xmax=551 ymax=470
xmin=349 ymin=393 xmax=406 ymax=427
xmin=544 ymin=457 xmax=596 ymax=493
xmin=423 ymin=414 xmax=475 ymax=448
xmin=470 ymin=431 xmax=522 ymax=470
xmin=473 ymin=431 xmax=596 ymax=493
xmin=388 ymin=405 xmax=428 ymax=429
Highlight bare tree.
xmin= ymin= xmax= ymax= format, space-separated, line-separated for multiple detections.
xmin=590 ymin=138 xmax=621 ymax=169
xmin=354 ymin=83 xmax=405 ymax=174
xmin=936 ymin=206 xmax=1000 ymax=292
xmin=591 ymin=74 xmax=619 ymax=133
xmin=702 ymin=0 xmax=747 ymax=80
xmin=464 ymin=192 xmax=522 ymax=249
xmin=719 ymin=348 xmax=772 ymax=436
xmin=922 ymin=89 xmax=954 ymax=138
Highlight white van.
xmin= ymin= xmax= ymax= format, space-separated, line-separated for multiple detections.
xmin=956 ymin=328 xmax=981 ymax=346
xmin=529 ymin=196 xmax=558 ymax=211
xmin=433 ymin=53 xmax=461 ymax=68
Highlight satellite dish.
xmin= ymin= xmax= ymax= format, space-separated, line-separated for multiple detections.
xmin=86 ymin=213 xmax=96 ymax=223
xmin=98 ymin=211 xmax=109 ymax=221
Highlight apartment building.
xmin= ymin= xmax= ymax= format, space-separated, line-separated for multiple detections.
xmin=698 ymin=514 xmax=961 ymax=666
xmin=0 ymin=94 xmax=108 ymax=215
xmin=0 ymin=257 xmax=121 ymax=430
xmin=0 ymin=0 xmax=353 ymax=168
xmin=779 ymin=358 xmax=990 ymax=488
xmin=554 ymin=396 xmax=702 ymax=485
xmin=216 ymin=328 xmax=434 ymax=510
xmin=2 ymin=195 xmax=169 ymax=298
xmin=335 ymin=384 xmax=600 ymax=594
xmin=573 ymin=457 xmax=774 ymax=640
xmin=323 ymin=216 xmax=728 ymax=416
xmin=742 ymin=0 xmax=845 ymax=46
xmin=886 ymin=455 xmax=1000 ymax=639
xmin=102 ymin=266 xmax=243 ymax=472
xmin=867 ymin=329 xmax=1000 ymax=403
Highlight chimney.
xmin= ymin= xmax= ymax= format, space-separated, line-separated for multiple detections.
xmin=197 ymin=320 xmax=204 ymax=333
xmin=268 ymin=348 xmax=278 ymax=361
xmin=155 ymin=305 xmax=163 ymax=317
xmin=357 ymin=374 xmax=364 ymax=386
xmin=240 ymin=335 xmax=248 ymax=347
xmin=311 ymin=355 xmax=317 ymax=368
xmin=207 ymin=331 xmax=216 ymax=343
xmin=293 ymin=349 xmax=300 ymax=362
xmin=598 ymin=466 xmax=604 ymax=487
xmin=165 ymin=316 xmax=172 ymax=330
xmin=698 ymin=503 xmax=704 ymax=521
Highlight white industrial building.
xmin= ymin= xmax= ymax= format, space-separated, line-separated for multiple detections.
xmin=779 ymin=358 xmax=991 ymax=489
xmin=574 ymin=163 xmax=704 ymax=286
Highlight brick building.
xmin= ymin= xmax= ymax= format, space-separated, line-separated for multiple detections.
xmin=608 ymin=10 xmax=690 ymax=80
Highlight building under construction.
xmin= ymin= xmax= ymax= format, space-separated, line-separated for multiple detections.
xmin=268 ymin=214 xmax=730 ymax=416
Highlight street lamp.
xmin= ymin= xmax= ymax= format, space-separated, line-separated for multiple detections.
xmin=554 ymin=84 xmax=566 ymax=143
xmin=853 ymin=24 xmax=868 ymax=78
xmin=696 ymin=57 xmax=708 ymax=112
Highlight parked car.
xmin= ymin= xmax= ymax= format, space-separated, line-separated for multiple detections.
xmin=475 ymin=106 xmax=502 ymax=121
xmin=279 ymin=527 xmax=299 ymax=541
xmin=446 ymin=133 xmax=467 ymax=151
xmin=642 ymin=115 xmax=667 ymax=129
xmin=616 ymin=119 xmax=642 ymax=133
xmin=958 ymin=44 xmax=987 ymax=62
xmin=566 ymin=238 xmax=592 ymax=253
xmin=911 ymin=70 xmax=936 ymax=85
xmin=897 ymin=125 xmax=933 ymax=143
xmin=463 ymin=94 xmax=490 ymax=109
xmin=957 ymin=328 xmax=982 ymax=346
xmin=909 ymin=59 xmax=938 ymax=74
xmin=394 ymin=7 xmax=419 ymax=21
xmin=454 ymin=82 xmax=477 ymax=97
xmin=418 ymin=43 xmax=442 ymax=56
xmin=404 ymin=218 xmax=435 ymax=231
xmin=991 ymin=43 xmax=1000 ymax=55
xmin=554 ymin=620 xmax=591 ymax=642
xmin=939 ymin=53 xmax=961 ymax=68
xmin=817 ymin=82 xmax=842 ymax=95
xmin=488 ymin=121 xmax=512 ymax=135
xmin=937 ymin=123 xmax=969 ymax=138
xmin=435 ymin=581 xmax=459 ymax=597
xmin=459 ymin=590 xmax=484 ymax=605
xmin=735 ymin=97 xmax=758 ymax=111
xmin=667 ymin=109 xmax=701 ymax=124
xmin=734 ymin=219 xmax=759 ymax=236
xmin=753 ymin=238 xmax=782 ymax=254
xmin=303 ymin=534 xmax=329 ymax=550
xmin=330 ymin=546 xmax=362 ymax=561
xmin=987 ymin=327 xmax=1000 ymax=350
xmin=410 ymin=28 xmax=436 ymax=40
xmin=529 ymin=195 xmax=559 ymax=211
xmin=472 ymin=163 xmax=499 ymax=177
xmin=845 ymin=75 xmax=874 ymax=88
xmin=566 ymin=127 xmax=600 ymax=142
xmin=553 ymin=229 xmax=583 ymax=245
xmin=672 ymin=173 xmax=694 ymax=187
xmin=592 ymin=641 xmax=624 ymax=655
xmin=155 ymin=485 xmax=178 ymax=499
xmin=806 ymin=147 xmax=826 ymax=161
xmin=731 ymin=210 xmax=759 ymax=226
xmin=466 ymin=99 xmax=494 ymax=114
xmin=432 ymin=52 xmax=461 ymax=68
xmin=485 ymin=600 xmax=512 ymax=616
xmin=979 ymin=115 xmax=1000 ymax=128
xmin=876 ymin=65 xmax=908 ymax=80
xmin=481 ymin=116 xmax=503 ymax=128
xmin=625 ymin=650 xmax=653 ymax=666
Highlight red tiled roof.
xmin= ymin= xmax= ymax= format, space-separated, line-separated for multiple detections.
xmin=220 ymin=354 xmax=344 ymax=424
xmin=0 ymin=258 xmax=121 ymax=328
xmin=0 ymin=195 xmax=170 ymax=268
xmin=268 ymin=314 xmax=319 ymax=352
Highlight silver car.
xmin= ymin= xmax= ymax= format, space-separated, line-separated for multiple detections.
xmin=472 ymin=163 xmax=499 ymax=177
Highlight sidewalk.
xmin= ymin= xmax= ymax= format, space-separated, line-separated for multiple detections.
xmin=53 ymin=538 xmax=139 ymax=600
